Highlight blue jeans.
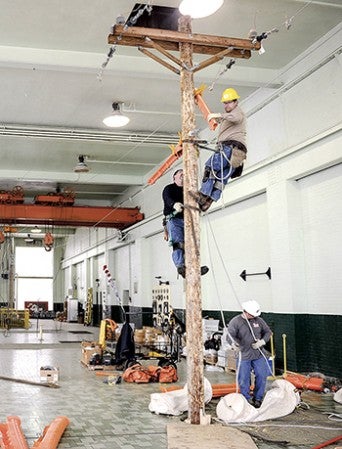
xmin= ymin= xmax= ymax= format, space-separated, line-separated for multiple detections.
xmin=238 ymin=357 xmax=269 ymax=401
xmin=200 ymin=143 xmax=235 ymax=201
xmin=166 ymin=217 xmax=184 ymax=268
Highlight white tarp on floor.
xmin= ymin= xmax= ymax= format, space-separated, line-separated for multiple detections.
xmin=333 ymin=388 xmax=342 ymax=404
xmin=149 ymin=377 xmax=213 ymax=416
xmin=217 ymin=379 xmax=300 ymax=423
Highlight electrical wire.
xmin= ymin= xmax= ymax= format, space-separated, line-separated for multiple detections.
xmin=206 ymin=0 xmax=316 ymax=93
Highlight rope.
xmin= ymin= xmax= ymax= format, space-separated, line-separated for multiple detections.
xmin=204 ymin=214 xmax=274 ymax=381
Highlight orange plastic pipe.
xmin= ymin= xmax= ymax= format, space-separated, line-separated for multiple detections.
xmin=160 ymin=383 xmax=240 ymax=398
xmin=31 ymin=416 xmax=70 ymax=449
xmin=284 ymin=372 xmax=324 ymax=392
xmin=147 ymin=145 xmax=183 ymax=185
xmin=0 ymin=416 xmax=29 ymax=449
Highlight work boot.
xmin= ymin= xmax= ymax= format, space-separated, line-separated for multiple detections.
xmin=177 ymin=266 xmax=209 ymax=278
xmin=197 ymin=192 xmax=213 ymax=212
xmin=200 ymin=266 xmax=209 ymax=276
xmin=252 ymin=398 xmax=262 ymax=409
xmin=177 ymin=266 xmax=186 ymax=278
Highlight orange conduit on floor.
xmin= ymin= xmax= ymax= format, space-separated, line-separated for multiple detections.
xmin=0 ymin=416 xmax=29 ymax=449
xmin=284 ymin=372 xmax=324 ymax=392
xmin=160 ymin=383 xmax=239 ymax=398
xmin=31 ymin=416 xmax=70 ymax=449
xmin=0 ymin=415 xmax=70 ymax=449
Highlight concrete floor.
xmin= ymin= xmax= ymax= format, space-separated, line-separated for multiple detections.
xmin=0 ymin=320 xmax=341 ymax=449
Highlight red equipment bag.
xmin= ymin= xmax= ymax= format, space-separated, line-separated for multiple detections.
xmin=159 ymin=365 xmax=178 ymax=383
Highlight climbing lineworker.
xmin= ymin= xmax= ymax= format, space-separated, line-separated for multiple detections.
xmin=198 ymin=87 xmax=247 ymax=212
xmin=226 ymin=300 xmax=272 ymax=408
xmin=162 ymin=169 xmax=209 ymax=279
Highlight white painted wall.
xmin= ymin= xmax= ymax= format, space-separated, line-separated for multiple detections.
xmin=61 ymin=25 xmax=342 ymax=316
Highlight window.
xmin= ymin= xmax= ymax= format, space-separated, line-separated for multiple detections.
xmin=15 ymin=247 xmax=53 ymax=310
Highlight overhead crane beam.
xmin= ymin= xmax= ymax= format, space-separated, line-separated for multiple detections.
xmin=0 ymin=204 xmax=143 ymax=229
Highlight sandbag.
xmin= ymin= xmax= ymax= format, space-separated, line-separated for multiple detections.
xmin=217 ymin=379 xmax=300 ymax=423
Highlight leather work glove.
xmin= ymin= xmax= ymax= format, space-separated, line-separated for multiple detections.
xmin=173 ymin=202 xmax=183 ymax=213
xmin=252 ymin=339 xmax=266 ymax=349
xmin=207 ymin=113 xmax=222 ymax=122
xmin=229 ymin=342 xmax=240 ymax=352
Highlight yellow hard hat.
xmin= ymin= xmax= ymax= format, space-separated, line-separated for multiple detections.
xmin=221 ymin=88 xmax=240 ymax=102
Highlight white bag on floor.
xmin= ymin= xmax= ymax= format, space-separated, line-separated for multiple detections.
xmin=334 ymin=388 xmax=342 ymax=404
xmin=149 ymin=377 xmax=213 ymax=416
xmin=217 ymin=379 xmax=300 ymax=423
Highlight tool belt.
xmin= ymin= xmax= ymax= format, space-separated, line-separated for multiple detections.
xmin=220 ymin=140 xmax=247 ymax=154
xmin=231 ymin=147 xmax=246 ymax=168
xmin=220 ymin=140 xmax=247 ymax=169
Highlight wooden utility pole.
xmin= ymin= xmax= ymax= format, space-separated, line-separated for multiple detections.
xmin=179 ymin=15 xmax=204 ymax=424
xmin=108 ymin=14 xmax=260 ymax=424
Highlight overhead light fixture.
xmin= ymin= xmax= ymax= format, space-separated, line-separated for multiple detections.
xmin=179 ymin=0 xmax=224 ymax=18
xmin=103 ymin=102 xmax=130 ymax=128
xmin=31 ymin=226 xmax=41 ymax=234
xmin=25 ymin=234 xmax=34 ymax=243
xmin=73 ymin=155 xmax=90 ymax=173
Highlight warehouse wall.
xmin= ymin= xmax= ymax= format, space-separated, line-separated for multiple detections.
xmin=61 ymin=25 xmax=342 ymax=376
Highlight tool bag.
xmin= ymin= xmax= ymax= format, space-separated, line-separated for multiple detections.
xmin=159 ymin=365 xmax=178 ymax=383
xmin=122 ymin=364 xmax=157 ymax=383
xmin=230 ymin=148 xmax=246 ymax=168
xmin=123 ymin=364 xmax=178 ymax=383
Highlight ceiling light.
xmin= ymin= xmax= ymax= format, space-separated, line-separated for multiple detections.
xmin=103 ymin=102 xmax=130 ymax=128
xmin=179 ymin=0 xmax=224 ymax=18
xmin=31 ymin=226 xmax=41 ymax=234
xmin=25 ymin=234 xmax=34 ymax=243
xmin=73 ymin=155 xmax=89 ymax=173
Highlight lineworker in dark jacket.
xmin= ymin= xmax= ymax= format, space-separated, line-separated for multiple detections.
xmin=227 ymin=300 xmax=272 ymax=408
xmin=162 ymin=169 xmax=209 ymax=279
xmin=198 ymin=87 xmax=247 ymax=212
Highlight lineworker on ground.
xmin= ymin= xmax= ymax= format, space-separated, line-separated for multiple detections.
xmin=198 ymin=87 xmax=247 ymax=212
xmin=162 ymin=169 xmax=209 ymax=279
xmin=226 ymin=300 xmax=272 ymax=408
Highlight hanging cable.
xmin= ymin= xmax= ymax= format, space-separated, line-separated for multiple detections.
xmin=205 ymin=214 xmax=273 ymax=377
xmin=98 ymin=2 xmax=153 ymax=80
xmin=208 ymin=58 xmax=236 ymax=92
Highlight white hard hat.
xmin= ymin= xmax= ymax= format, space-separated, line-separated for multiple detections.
xmin=241 ymin=300 xmax=261 ymax=317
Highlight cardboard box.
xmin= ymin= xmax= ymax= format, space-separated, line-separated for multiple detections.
xmin=40 ymin=366 xmax=59 ymax=383
xmin=217 ymin=349 xmax=237 ymax=371
xmin=202 ymin=319 xmax=219 ymax=338
xmin=81 ymin=341 xmax=102 ymax=365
